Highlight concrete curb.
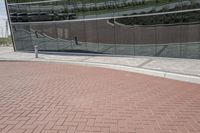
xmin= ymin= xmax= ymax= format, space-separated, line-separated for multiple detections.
xmin=0 ymin=58 xmax=200 ymax=84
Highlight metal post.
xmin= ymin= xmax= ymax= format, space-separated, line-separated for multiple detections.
xmin=4 ymin=0 xmax=16 ymax=51
xmin=34 ymin=45 xmax=38 ymax=58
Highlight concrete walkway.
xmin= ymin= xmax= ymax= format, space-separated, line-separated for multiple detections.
xmin=0 ymin=47 xmax=200 ymax=84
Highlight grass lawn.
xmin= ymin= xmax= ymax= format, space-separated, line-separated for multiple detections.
xmin=0 ymin=37 xmax=12 ymax=46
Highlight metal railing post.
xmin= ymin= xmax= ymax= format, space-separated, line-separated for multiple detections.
xmin=34 ymin=45 xmax=38 ymax=58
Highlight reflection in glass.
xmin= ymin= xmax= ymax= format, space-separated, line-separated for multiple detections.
xmin=6 ymin=0 xmax=200 ymax=59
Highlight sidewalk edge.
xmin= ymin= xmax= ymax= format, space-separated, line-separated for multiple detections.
xmin=1 ymin=58 xmax=200 ymax=84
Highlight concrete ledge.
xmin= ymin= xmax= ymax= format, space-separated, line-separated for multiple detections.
xmin=165 ymin=72 xmax=200 ymax=84
xmin=73 ymin=61 xmax=200 ymax=84
xmin=1 ymin=57 xmax=200 ymax=84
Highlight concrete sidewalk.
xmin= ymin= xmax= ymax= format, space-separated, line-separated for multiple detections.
xmin=0 ymin=46 xmax=200 ymax=84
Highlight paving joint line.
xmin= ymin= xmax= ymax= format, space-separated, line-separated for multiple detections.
xmin=79 ymin=56 xmax=97 ymax=62
xmin=137 ymin=59 xmax=153 ymax=67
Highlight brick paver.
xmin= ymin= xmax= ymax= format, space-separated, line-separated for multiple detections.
xmin=0 ymin=61 xmax=200 ymax=133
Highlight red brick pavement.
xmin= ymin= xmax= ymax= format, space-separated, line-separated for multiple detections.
xmin=0 ymin=61 xmax=200 ymax=133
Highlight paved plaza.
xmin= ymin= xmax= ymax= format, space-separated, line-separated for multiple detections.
xmin=0 ymin=61 xmax=200 ymax=133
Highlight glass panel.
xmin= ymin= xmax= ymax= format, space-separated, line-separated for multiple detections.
xmin=95 ymin=0 xmax=116 ymax=54
xmin=97 ymin=18 xmax=115 ymax=54
xmin=82 ymin=0 xmax=97 ymax=19
xmin=181 ymin=10 xmax=200 ymax=59
xmin=182 ymin=0 xmax=200 ymax=10
xmin=132 ymin=15 xmax=156 ymax=56
xmin=154 ymin=12 xmax=182 ymax=58
xmin=12 ymin=24 xmax=24 ymax=50
xmin=69 ymin=21 xmax=87 ymax=52
xmin=56 ymin=22 xmax=72 ymax=51
xmin=30 ymin=23 xmax=45 ymax=50
xmin=83 ymin=0 xmax=99 ymax=53
xmin=181 ymin=43 xmax=200 ymax=59
xmin=114 ymin=16 xmax=134 ymax=55
xmin=12 ymin=23 xmax=33 ymax=50
xmin=44 ymin=23 xmax=58 ymax=51
xmin=9 ymin=5 xmax=19 ymax=23
xmin=84 ymin=19 xmax=99 ymax=53
xmin=31 ymin=23 xmax=58 ymax=51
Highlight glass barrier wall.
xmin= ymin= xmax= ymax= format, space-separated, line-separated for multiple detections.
xmin=7 ymin=0 xmax=200 ymax=59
